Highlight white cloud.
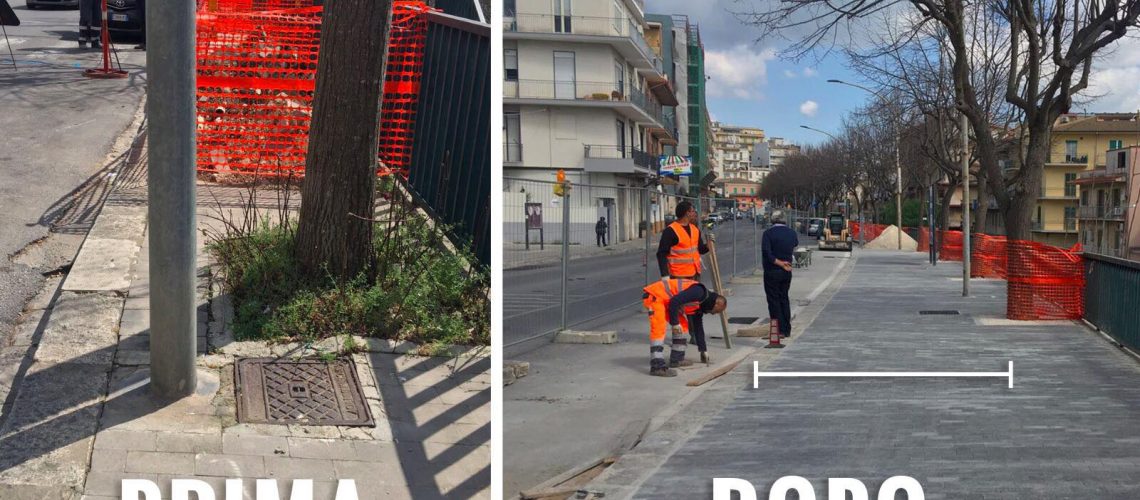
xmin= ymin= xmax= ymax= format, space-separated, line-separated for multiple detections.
xmin=1082 ymin=37 xmax=1140 ymax=112
xmin=799 ymin=100 xmax=820 ymax=117
xmin=783 ymin=69 xmax=797 ymax=79
xmin=704 ymin=44 xmax=777 ymax=100
xmin=803 ymin=67 xmax=819 ymax=77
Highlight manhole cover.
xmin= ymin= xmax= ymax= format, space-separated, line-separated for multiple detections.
xmin=919 ymin=310 xmax=960 ymax=315
xmin=236 ymin=358 xmax=373 ymax=426
xmin=728 ymin=316 xmax=760 ymax=324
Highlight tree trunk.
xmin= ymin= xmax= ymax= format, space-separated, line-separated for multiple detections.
xmin=1005 ymin=129 xmax=1049 ymax=241
xmin=973 ymin=167 xmax=989 ymax=234
xmin=939 ymin=182 xmax=954 ymax=235
xmin=295 ymin=0 xmax=393 ymax=279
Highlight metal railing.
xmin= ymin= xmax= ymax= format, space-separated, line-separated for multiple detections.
xmin=503 ymin=177 xmax=776 ymax=348
xmin=505 ymin=13 xmax=663 ymax=73
xmin=504 ymin=79 xmax=664 ymax=125
xmin=1050 ymin=154 xmax=1089 ymax=164
xmin=1077 ymin=205 xmax=1126 ymax=219
xmin=407 ymin=12 xmax=490 ymax=267
xmin=1084 ymin=253 xmax=1140 ymax=350
xmin=583 ymin=144 xmax=660 ymax=170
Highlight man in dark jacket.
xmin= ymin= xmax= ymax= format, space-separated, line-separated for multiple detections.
xmin=595 ymin=217 xmax=608 ymax=247
xmin=761 ymin=210 xmax=798 ymax=337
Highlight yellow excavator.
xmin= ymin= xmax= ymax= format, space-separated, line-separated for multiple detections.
xmin=818 ymin=212 xmax=853 ymax=251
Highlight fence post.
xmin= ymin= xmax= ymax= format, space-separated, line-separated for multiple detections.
xmin=755 ymin=211 xmax=760 ymax=273
xmin=732 ymin=209 xmax=737 ymax=277
xmin=560 ymin=188 xmax=570 ymax=332
xmin=644 ymin=186 xmax=651 ymax=285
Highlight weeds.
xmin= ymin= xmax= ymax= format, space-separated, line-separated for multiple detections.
xmin=205 ymin=175 xmax=490 ymax=350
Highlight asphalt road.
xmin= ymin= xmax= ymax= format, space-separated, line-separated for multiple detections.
xmin=503 ymin=219 xmax=779 ymax=347
xmin=0 ymin=5 xmax=145 ymax=342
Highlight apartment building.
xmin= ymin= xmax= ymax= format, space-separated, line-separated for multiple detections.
xmin=1076 ymin=146 xmax=1137 ymax=259
xmin=686 ymin=21 xmax=713 ymax=195
xmin=710 ymin=122 xmax=765 ymax=181
xmin=714 ymin=178 xmax=762 ymax=212
xmin=502 ymin=0 xmax=680 ymax=242
xmin=749 ymin=137 xmax=800 ymax=184
xmin=1035 ymin=113 xmax=1140 ymax=246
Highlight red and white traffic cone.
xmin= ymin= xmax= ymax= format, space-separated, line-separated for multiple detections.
xmin=83 ymin=0 xmax=127 ymax=79
xmin=764 ymin=319 xmax=784 ymax=349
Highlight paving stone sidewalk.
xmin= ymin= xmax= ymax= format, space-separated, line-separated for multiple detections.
xmin=0 ymin=149 xmax=490 ymax=499
xmin=610 ymin=251 xmax=1140 ymax=499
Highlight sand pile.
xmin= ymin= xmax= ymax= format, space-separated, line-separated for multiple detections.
xmin=864 ymin=225 xmax=918 ymax=251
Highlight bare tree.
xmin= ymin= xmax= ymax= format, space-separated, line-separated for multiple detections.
xmin=296 ymin=0 xmax=393 ymax=278
xmin=738 ymin=0 xmax=1140 ymax=240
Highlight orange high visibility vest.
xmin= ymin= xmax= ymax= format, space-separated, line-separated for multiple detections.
xmin=667 ymin=222 xmax=702 ymax=277
xmin=643 ymin=278 xmax=701 ymax=315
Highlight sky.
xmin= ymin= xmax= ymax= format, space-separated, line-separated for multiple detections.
xmin=643 ymin=0 xmax=1140 ymax=148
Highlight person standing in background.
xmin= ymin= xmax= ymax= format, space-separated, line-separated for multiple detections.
xmin=761 ymin=210 xmax=798 ymax=338
xmin=78 ymin=0 xmax=101 ymax=49
xmin=656 ymin=200 xmax=713 ymax=363
xmin=595 ymin=217 xmax=608 ymax=247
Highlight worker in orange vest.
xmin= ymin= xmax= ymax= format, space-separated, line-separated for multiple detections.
xmin=656 ymin=200 xmax=713 ymax=362
xmin=642 ymin=278 xmax=727 ymax=377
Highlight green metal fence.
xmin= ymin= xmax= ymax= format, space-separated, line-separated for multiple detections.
xmin=407 ymin=11 xmax=490 ymax=267
xmin=1083 ymin=253 xmax=1140 ymax=350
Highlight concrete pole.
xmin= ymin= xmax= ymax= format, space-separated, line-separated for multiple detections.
xmin=147 ymin=0 xmax=198 ymax=397
xmin=731 ymin=211 xmax=736 ymax=276
xmin=961 ymin=111 xmax=971 ymax=296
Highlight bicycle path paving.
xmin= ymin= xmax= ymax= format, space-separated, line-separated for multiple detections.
xmin=502 ymin=250 xmax=851 ymax=497
xmin=623 ymin=251 xmax=1140 ymax=499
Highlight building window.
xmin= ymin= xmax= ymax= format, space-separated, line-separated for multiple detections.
xmin=1109 ymin=139 xmax=1123 ymax=150
xmin=504 ymin=112 xmax=522 ymax=162
xmin=614 ymin=62 xmax=624 ymax=96
xmin=504 ymin=0 xmax=515 ymax=16
xmin=615 ymin=119 xmax=626 ymax=158
xmin=553 ymin=0 xmax=572 ymax=32
xmin=1064 ymin=173 xmax=1077 ymax=197
xmin=1065 ymin=140 xmax=1078 ymax=161
xmin=504 ymin=49 xmax=518 ymax=81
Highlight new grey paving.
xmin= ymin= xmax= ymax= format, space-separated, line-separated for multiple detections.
xmin=633 ymin=252 xmax=1140 ymax=499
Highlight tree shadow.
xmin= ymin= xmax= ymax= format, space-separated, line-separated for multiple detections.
xmin=30 ymin=118 xmax=147 ymax=234
xmin=371 ymin=353 xmax=490 ymax=499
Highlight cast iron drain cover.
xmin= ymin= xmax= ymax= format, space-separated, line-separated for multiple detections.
xmin=728 ymin=316 xmax=760 ymax=324
xmin=236 ymin=358 xmax=373 ymax=426
xmin=919 ymin=310 xmax=960 ymax=315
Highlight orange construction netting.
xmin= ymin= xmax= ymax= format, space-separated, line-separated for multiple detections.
xmin=939 ymin=230 xmax=964 ymax=261
xmin=194 ymin=1 xmax=431 ymax=177
xmin=971 ymin=233 xmax=1008 ymax=279
xmin=850 ymin=222 xmax=889 ymax=242
xmin=1006 ymin=240 xmax=1085 ymax=320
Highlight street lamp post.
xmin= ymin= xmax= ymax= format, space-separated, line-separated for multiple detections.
xmin=828 ymin=79 xmax=903 ymax=250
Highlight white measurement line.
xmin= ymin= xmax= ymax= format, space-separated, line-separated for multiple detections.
xmin=754 ymin=361 xmax=1014 ymax=389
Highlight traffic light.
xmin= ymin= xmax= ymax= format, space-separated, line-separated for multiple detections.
xmin=554 ymin=169 xmax=571 ymax=197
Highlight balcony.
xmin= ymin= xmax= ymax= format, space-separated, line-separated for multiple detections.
xmin=1078 ymin=205 xmax=1127 ymax=220
xmin=1047 ymin=154 xmax=1089 ymax=165
xmin=504 ymin=13 xmax=663 ymax=75
xmin=1075 ymin=167 xmax=1127 ymax=184
xmin=1032 ymin=219 xmax=1078 ymax=232
xmin=582 ymin=145 xmax=658 ymax=175
xmin=503 ymin=79 xmax=665 ymax=127
xmin=1038 ymin=184 xmax=1077 ymax=200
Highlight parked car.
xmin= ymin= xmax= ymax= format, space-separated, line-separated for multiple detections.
xmin=106 ymin=0 xmax=145 ymax=36
xmin=26 ymin=0 xmax=79 ymax=9
xmin=807 ymin=217 xmax=825 ymax=236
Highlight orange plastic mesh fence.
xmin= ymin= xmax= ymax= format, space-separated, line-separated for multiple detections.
xmin=917 ymin=227 xmax=930 ymax=252
xmin=194 ymin=1 xmax=431 ymax=177
xmin=939 ymin=230 xmax=963 ymax=261
xmin=850 ymin=222 xmax=889 ymax=242
xmin=971 ymin=234 xmax=1008 ymax=279
xmin=1006 ymin=239 xmax=1084 ymax=320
